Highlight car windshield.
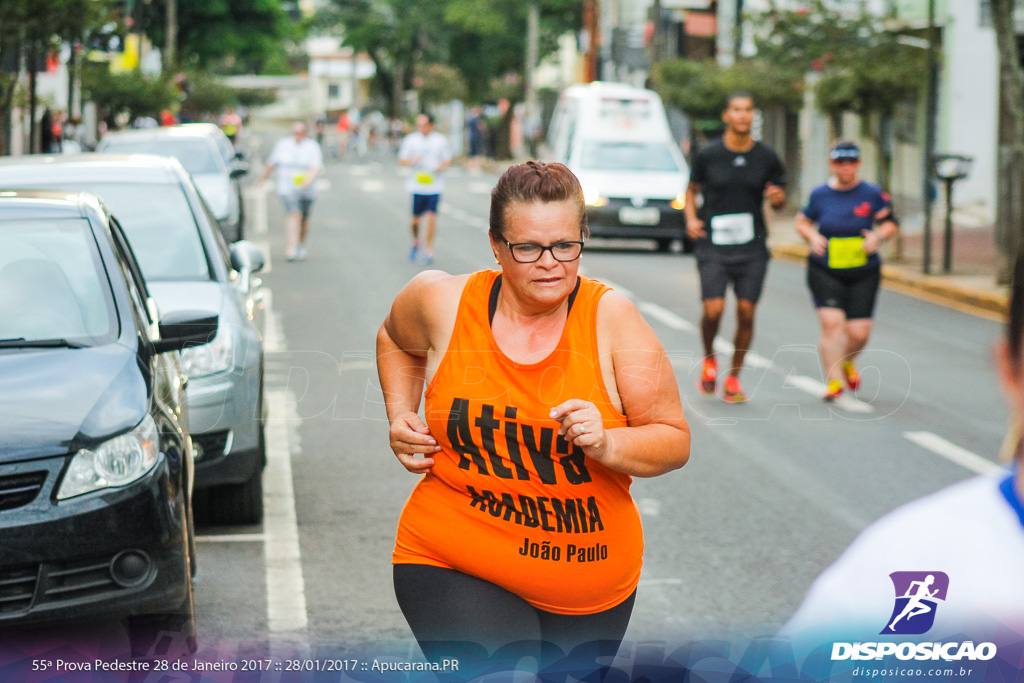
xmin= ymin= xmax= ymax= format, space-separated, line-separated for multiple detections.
xmin=580 ymin=141 xmax=680 ymax=172
xmin=100 ymin=138 xmax=223 ymax=175
xmin=18 ymin=181 xmax=211 ymax=281
xmin=0 ymin=218 xmax=118 ymax=345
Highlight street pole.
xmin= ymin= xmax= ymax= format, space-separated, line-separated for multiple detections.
xmin=165 ymin=0 xmax=177 ymax=70
xmin=922 ymin=0 xmax=938 ymax=274
xmin=525 ymin=0 xmax=539 ymax=155
xmin=943 ymin=178 xmax=954 ymax=273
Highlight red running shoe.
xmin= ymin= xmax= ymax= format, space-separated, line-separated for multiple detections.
xmin=723 ymin=375 xmax=747 ymax=403
xmin=698 ymin=358 xmax=717 ymax=394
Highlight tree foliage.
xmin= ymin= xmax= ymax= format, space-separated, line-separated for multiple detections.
xmin=317 ymin=0 xmax=578 ymax=114
xmin=751 ymin=0 xmax=926 ymax=118
xmin=142 ymin=0 xmax=293 ymax=73
xmin=81 ymin=65 xmax=176 ymax=123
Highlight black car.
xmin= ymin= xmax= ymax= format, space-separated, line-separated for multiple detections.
xmin=0 ymin=191 xmax=217 ymax=653
xmin=0 ymin=155 xmax=267 ymax=525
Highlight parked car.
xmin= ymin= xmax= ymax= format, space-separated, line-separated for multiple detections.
xmin=95 ymin=126 xmax=248 ymax=242
xmin=0 ymin=190 xmax=217 ymax=651
xmin=0 ymin=155 xmax=267 ymax=524
xmin=546 ymin=82 xmax=691 ymax=252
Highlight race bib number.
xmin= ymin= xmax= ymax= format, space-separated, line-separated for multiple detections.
xmin=416 ymin=171 xmax=435 ymax=185
xmin=292 ymin=173 xmax=306 ymax=186
xmin=828 ymin=237 xmax=868 ymax=269
xmin=710 ymin=213 xmax=755 ymax=245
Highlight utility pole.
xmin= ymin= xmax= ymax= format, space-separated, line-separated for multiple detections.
xmin=165 ymin=0 xmax=177 ymax=70
xmin=991 ymin=0 xmax=1024 ymax=282
xmin=583 ymin=0 xmax=600 ymax=82
xmin=525 ymin=0 xmax=539 ymax=121
xmin=921 ymin=0 xmax=938 ymax=274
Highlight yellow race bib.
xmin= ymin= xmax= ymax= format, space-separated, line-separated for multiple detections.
xmin=828 ymin=237 xmax=868 ymax=269
xmin=415 ymin=171 xmax=435 ymax=185
xmin=293 ymin=173 xmax=306 ymax=186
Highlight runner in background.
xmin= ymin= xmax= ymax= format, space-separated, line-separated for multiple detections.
xmin=684 ymin=93 xmax=787 ymax=402
xmin=398 ymin=113 xmax=451 ymax=265
xmin=794 ymin=141 xmax=898 ymax=401
xmin=219 ymin=107 xmax=243 ymax=145
xmin=258 ymin=122 xmax=324 ymax=261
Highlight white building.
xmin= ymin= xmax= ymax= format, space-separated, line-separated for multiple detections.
xmin=306 ymin=36 xmax=376 ymax=116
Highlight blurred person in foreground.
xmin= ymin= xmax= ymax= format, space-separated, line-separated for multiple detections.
xmin=376 ymin=161 xmax=691 ymax=675
xmin=398 ymin=113 xmax=452 ymax=265
xmin=782 ymin=253 xmax=1024 ymax=643
xmin=795 ymin=141 xmax=899 ymax=402
xmin=685 ymin=93 xmax=787 ymax=403
xmin=258 ymin=122 xmax=324 ymax=261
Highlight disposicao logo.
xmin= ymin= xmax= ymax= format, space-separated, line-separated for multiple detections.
xmin=881 ymin=571 xmax=948 ymax=635
xmin=830 ymin=571 xmax=997 ymax=663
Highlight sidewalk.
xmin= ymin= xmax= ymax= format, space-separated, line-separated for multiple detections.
xmin=768 ymin=211 xmax=1010 ymax=319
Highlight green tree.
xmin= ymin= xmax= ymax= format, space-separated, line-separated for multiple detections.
xmin=81 ymin=65 xmax=176 ymax=125
xmin=142 ymin=0 xmax=293 ymax=73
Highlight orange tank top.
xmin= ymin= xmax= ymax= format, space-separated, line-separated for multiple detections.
xmin=393 ymin=270 xmax=643 ymax=615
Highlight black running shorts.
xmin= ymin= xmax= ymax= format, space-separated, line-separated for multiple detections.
xmin=806 ymin=260 xmax=881 ymax=319
xmin=696 ymin=250 xmax=770 ymax=303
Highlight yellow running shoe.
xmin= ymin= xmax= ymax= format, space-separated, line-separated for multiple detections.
xmin=823 ymin=379 xmax=844 ymax=402
xmin=842 ymin=360 xmax=860 ymax=390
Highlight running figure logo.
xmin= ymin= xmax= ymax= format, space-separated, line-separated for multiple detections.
xmin=881 ymin=571 xmax=949 ymax=635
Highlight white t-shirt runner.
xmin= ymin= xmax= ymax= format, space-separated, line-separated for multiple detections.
xmin=398 ymin=131 xmax=452 ymax=195
xmin=268 ymin=137 xmax=324 ymax=198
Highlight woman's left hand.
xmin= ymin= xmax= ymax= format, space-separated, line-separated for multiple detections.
xmin=550 ymin=399 xmax=611 ymax=463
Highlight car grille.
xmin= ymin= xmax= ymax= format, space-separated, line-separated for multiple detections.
xmin=0 ymin=471 xmax=47 ymax=511
xmin=0 ymin=555 xmax=124 ymax=617
xmin=191 ymin=430 xmax=230 ymax=462
xmin=606 ymin=197 xmax=674 ymax=209
xmin=0 ymin=565 xmax=37 ymax=615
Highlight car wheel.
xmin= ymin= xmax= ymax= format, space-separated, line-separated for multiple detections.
xmin=656 ymin=238 xmax=673 ymax=253
xmin=209 ymin=465 xmax=264 ymax=524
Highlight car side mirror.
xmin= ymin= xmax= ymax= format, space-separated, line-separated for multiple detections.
xmin=234 ymin=150 xmax=247 ymax=161
xmin=230 ymin=240 xmax=265 ymax=274
xmin=153 ymin=311 xmax=218 ymax=354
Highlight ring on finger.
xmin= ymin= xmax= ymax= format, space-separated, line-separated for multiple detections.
xmin=576 ymin=423 xmax=587 ymax=435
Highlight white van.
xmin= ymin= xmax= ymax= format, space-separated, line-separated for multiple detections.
xmin=546 ymin=82 xmax=690 ymax=252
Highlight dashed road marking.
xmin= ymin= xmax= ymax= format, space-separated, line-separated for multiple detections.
xmin=360 ymin=179 xmax=385 ymax=193
xmin=903 ymin=431 xmax=999 ymax=475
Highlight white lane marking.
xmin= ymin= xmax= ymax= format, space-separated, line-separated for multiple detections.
xmin=637 ymin=302 xmax=695 ymax=332
xmin=255 ymin=239 xmax=272 ymax=274
xmin=903 ymin=431 xmax=1000 ymax=475
xmin=261 ymin=289 xmax=309 ymax=655
xmin=196 ymin=534 xmax=267 ymax=543
xmin=711 ymin=338 xmax=773 ymax=370
xmin=360 ymin=179 xmax=385 ymax=193
xmin=782 ymin=374 xmax=873 ymax=414
xmin=315 ymin=178 xmax=331 ymax=190
xmin=469 ymin=182 xmax=492 ymax=194
xmin=250 ymin=184 xmax=268 ymax=236
xmin=261 ymin=290 xmax=286 ymax=353
xmin=349 ymin=165 xmax=371 ymax=176
xmin=637 ymin=498 xmax=661 ymax=516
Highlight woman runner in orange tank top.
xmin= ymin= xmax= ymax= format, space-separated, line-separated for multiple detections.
xmin=376 ymin=161 xmax=691 ymax=676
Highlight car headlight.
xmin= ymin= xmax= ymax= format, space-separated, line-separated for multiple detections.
xmin=179 ymin=327 xmax=233 ymax=378
xmin=58 ymin=415 xmax=159 ymax=500
xmin=583 ymin=186 xmax=607 ymax=207
xmin=671 ymin=192 xmax=686 ymax=210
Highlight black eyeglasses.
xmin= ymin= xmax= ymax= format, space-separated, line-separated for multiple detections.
xmin=504 ymin=240 xmax=584 ymax=263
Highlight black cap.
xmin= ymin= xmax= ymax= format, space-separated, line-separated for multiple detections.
xmin=829 ymin=142 xmax=860 ymax=161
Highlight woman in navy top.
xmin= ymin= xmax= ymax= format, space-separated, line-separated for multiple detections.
xmin=795 ymin=142 xmax=899 ymax=401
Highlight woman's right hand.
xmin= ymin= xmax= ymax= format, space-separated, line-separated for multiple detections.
xmin=389 ymin=411 xmax=441 ymax=474
xmin=686 ymin=217 xmax=706 ymax=240
xmin=809 ymin=231 xmax=828 ymax=256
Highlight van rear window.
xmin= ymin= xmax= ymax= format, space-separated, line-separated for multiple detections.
xmin=580 ymin=141 xmax=680 ymax=172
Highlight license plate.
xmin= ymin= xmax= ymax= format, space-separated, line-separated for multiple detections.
xmin=619 ymin=207 xmax=660 ymax=225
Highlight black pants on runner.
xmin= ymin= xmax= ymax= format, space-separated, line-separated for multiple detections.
xmin=394 ymin=564 xmax=635 ymax=678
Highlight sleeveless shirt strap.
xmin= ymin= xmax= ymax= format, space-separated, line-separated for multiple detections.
xmin=487 ymin=275 xmax=583 ymax=326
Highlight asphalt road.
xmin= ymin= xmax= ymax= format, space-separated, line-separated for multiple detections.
xmin=189 ymin=126 xmax=1010 ymax=662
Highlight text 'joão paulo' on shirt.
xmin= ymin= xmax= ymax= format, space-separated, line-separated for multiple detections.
xmin=392 ymin=271 xmax=642 ymax=615
xmin=802 ymin=180 xmax=895 ymax=271
xmin=689 ymin=140 xmax=787 ymax=257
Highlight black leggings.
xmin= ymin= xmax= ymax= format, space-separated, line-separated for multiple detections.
xmin=394 ymin=564 xmax=635 ymax=677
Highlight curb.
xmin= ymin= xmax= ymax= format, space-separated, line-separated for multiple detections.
xmin=770 ymin=244 xmax=1009 ymax=318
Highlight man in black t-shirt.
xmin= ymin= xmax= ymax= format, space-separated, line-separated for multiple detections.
xmin=684 ymin=94 xmax=787 ymax=402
